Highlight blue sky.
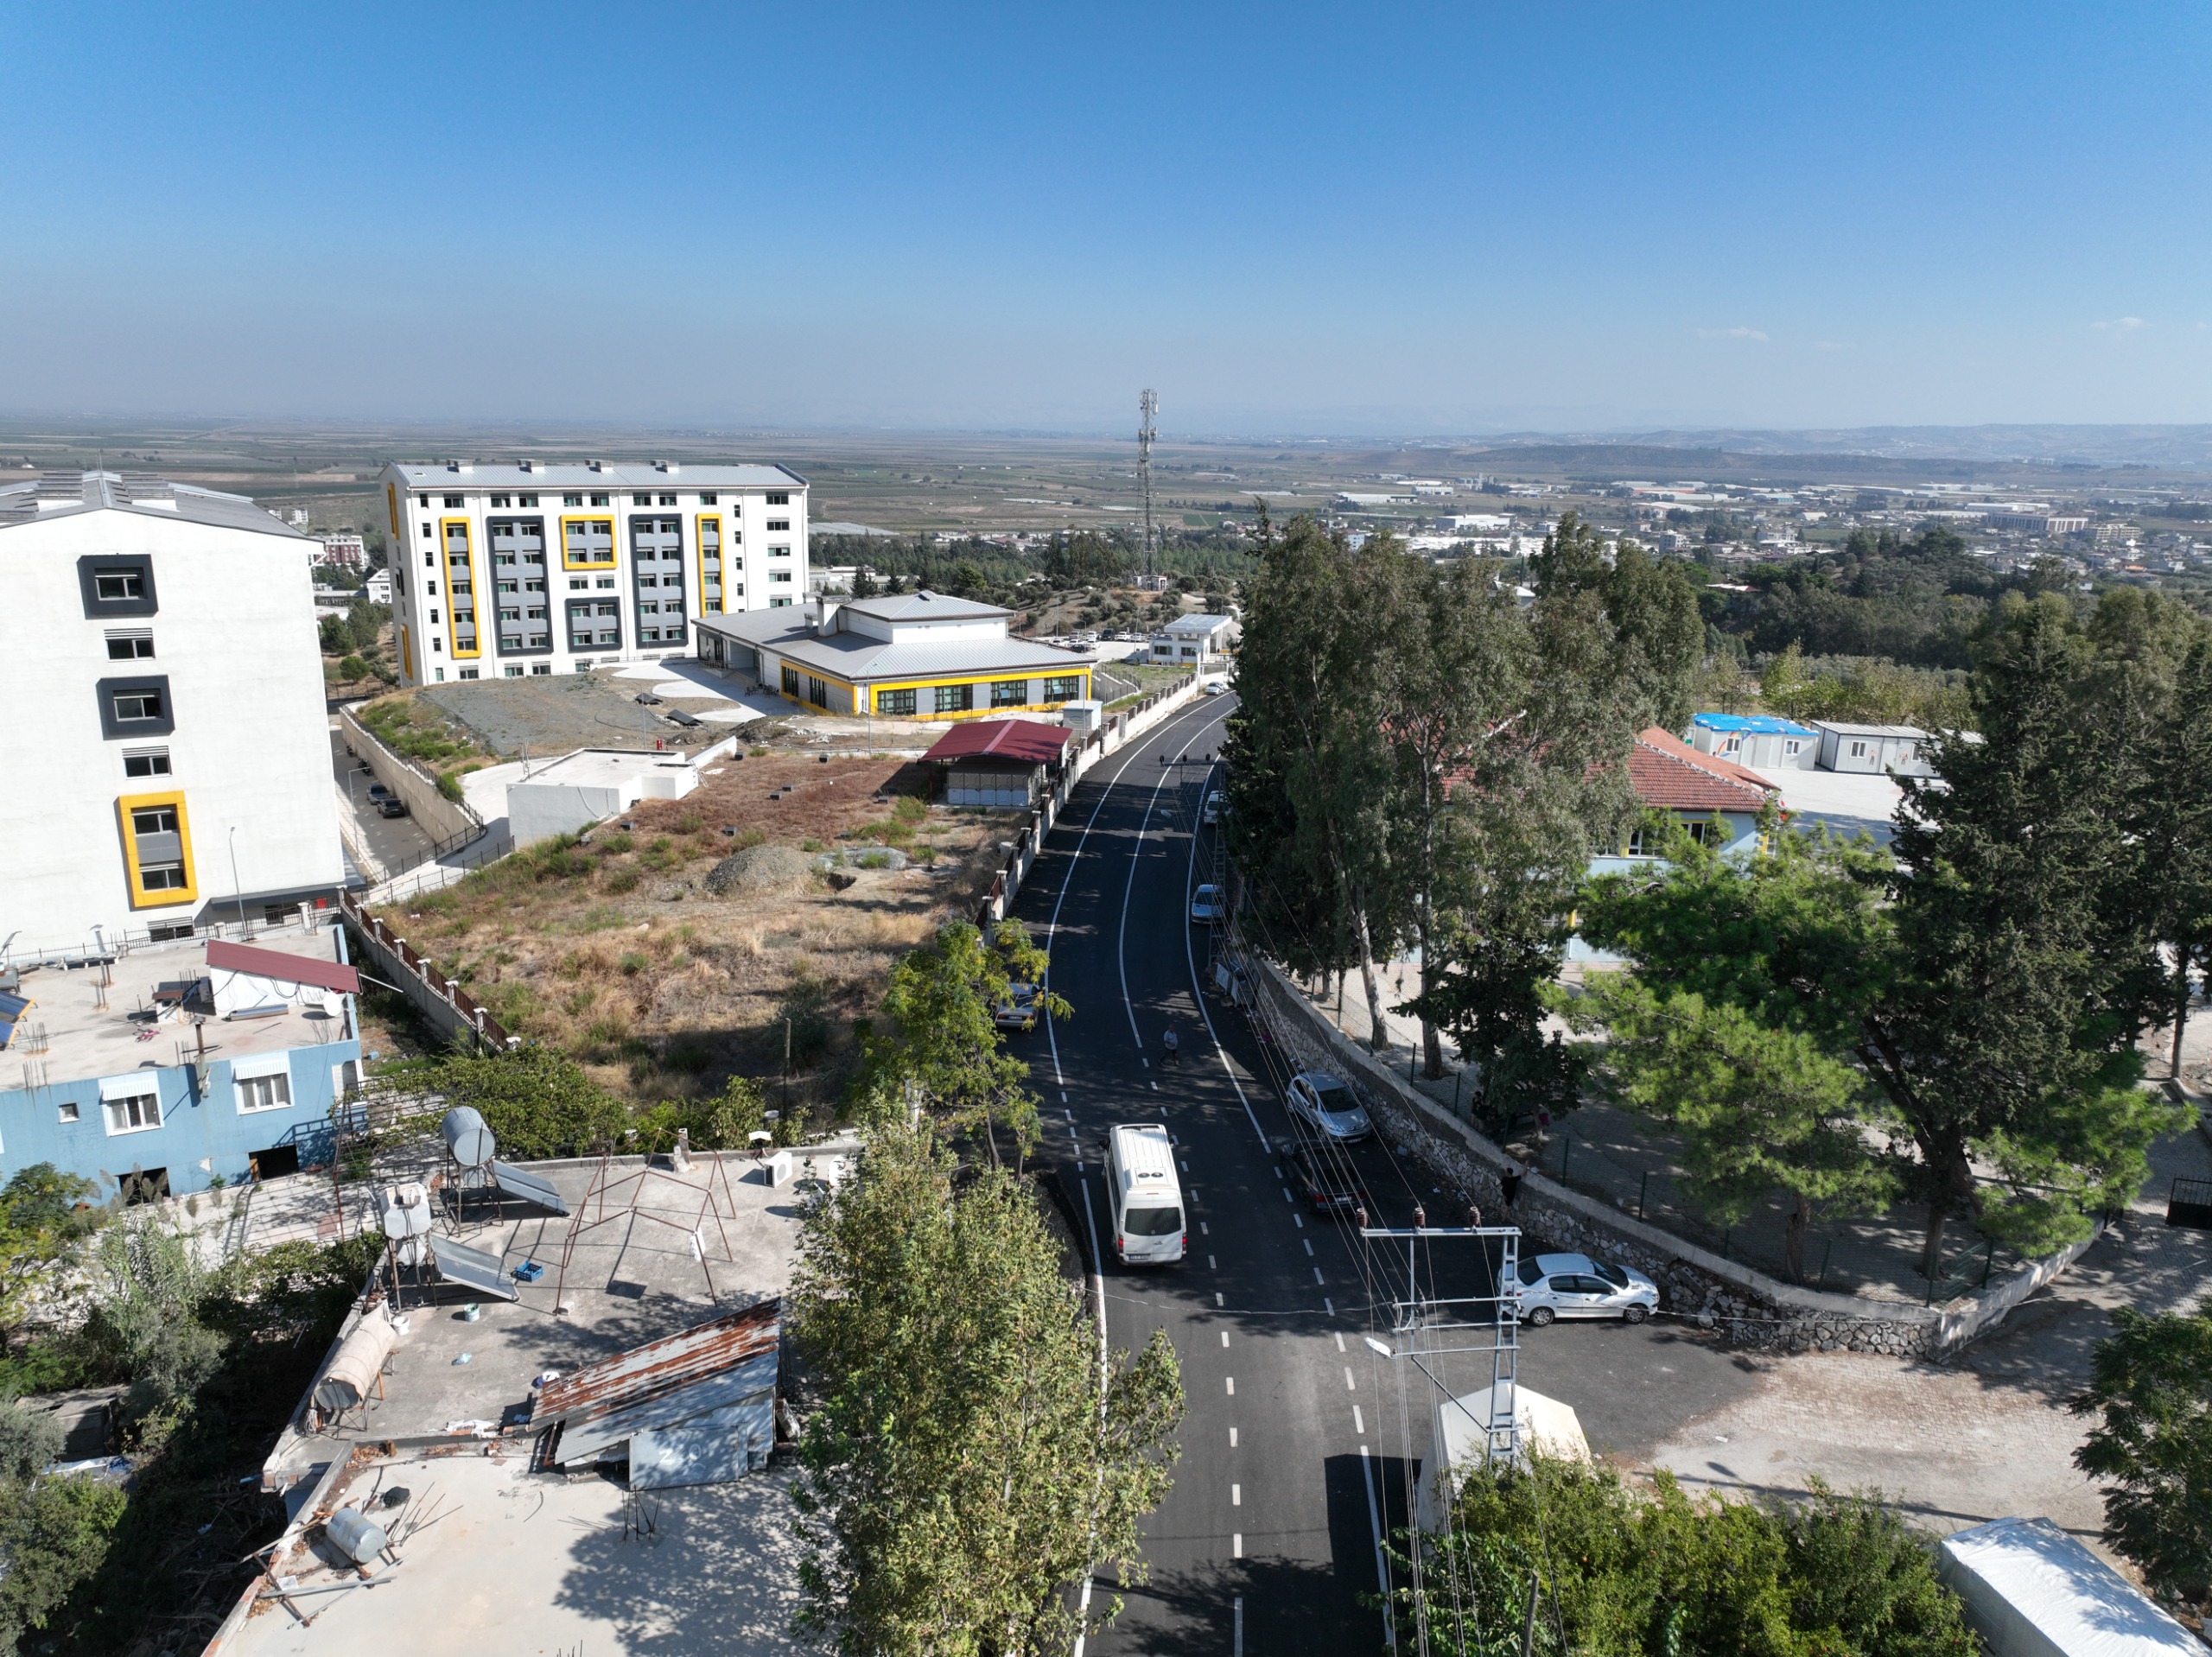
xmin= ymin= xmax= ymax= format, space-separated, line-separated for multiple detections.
xmin=3 ymin=2 xmax=2209 ymax=434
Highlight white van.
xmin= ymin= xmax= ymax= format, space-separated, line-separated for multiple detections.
xmin=1106 ymin=1124 xmax=1185 ymax=1266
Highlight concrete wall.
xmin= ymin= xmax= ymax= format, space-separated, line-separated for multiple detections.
xmin=508 ymin=783 xmax=626 ymax=847
xmin=337 ymin=704 xmax=481 ymax=844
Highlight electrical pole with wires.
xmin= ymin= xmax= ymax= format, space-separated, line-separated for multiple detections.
xmin=1138 ymin=388 xmax=1158 ymax=586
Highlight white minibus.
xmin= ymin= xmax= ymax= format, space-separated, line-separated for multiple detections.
xmin=1106 ymin=1123 xmax=1185 ymax=1266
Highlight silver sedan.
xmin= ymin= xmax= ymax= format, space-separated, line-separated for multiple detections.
xmin=1513 ymin=1252 xmax=1660 ymax=1326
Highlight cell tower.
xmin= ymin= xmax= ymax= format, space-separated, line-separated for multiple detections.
xmin=1138 ymin=388 xmax=1158 ymax=583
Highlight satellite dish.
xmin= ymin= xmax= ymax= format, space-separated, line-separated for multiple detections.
xmin=441 ymin=1107 xmax=496 ymax=1169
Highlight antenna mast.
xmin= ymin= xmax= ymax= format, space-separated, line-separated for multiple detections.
xmin=1137 ymin=389 xmax=1158 ymax=584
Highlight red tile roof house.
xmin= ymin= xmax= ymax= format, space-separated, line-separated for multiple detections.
xmin=1567 ymin=727 xmax=1780 ymax=965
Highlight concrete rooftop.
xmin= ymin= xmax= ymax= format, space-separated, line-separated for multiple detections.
xmin=10 ymin=924 xmax=354 ymax=1087
xmin=264 ymin=1149 xmax=849 ymax=1485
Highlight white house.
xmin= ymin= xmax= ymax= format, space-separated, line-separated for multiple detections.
xmin=1148 ymin=613 xmax=1241 ymax=668
xmin=1815 ymin=721 xmax=1934 ymax=778
xmin=376 ymin=459 xmax=809 ymax=687
xmin=1685 ymin=713 xmax=1820 ymax=770
xmin=361 ymin=568 xmax=393 ymax=605
xmin=0 ymin=472 xmax=344 ymax=954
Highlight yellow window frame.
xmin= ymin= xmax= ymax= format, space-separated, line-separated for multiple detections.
xmin=560 ymin=514 xmax=619 ymax=572
xmin=441 ymin=517 xmax=481 ymax=660
xmin=117 ymin=790 xmax=197 ymax=909
xmin=696 ymin=513 xmax=723 ymax=614
xmin=865 ymin=666 xmax=1093 ymax=720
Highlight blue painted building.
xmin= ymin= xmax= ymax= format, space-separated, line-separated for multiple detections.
xmin=0 ymin=928 xmax=361 ymax=1202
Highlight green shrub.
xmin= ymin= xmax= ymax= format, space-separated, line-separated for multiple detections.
xmin=418 ymin=1046 xmax=627 ymax=1160
xmin=893 ymin=795 xmax=928 ymax=824
xmin=779 ymin=969 xmax=836 ymax=1068
xmin=675 ymin=813 xmax=702 ymax=834
xmin=604 ymin=867 xmax=640 ymax=893
xmin=596 ymin=831 xmax=636 ymax=855
xmin=435 ymin=770 xmax=463 ymax=803
xmin=664 ymin=1041 xmax=715 ymax=1075
xmin=619 ymin=952 xmax=650 ymax=975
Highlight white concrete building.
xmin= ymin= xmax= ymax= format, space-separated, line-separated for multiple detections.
xmin=1148 ymin=612 xmax=1242 ymax=667
xmin=376 ymin=460 xmax=809 ymax=687
xmin=361 ymin=568 xmax=392 ymax=605
xmin=0 ymin=472 xmax=344 ymax=955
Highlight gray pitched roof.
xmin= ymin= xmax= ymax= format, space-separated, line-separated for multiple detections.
xmin=0 ymin=472 xmax=306 ymax=539
xmin=837 ymin=590 xmax=1009 ymax=623
xmin=700 ymin=608 xmax=1092 ymax=682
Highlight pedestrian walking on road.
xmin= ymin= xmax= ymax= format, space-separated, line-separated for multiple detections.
xmin=1501 ymin=1159 xmax=1524 ymax=1207
xmin=1160 ymin=1027 xmax=1180 ymax=1068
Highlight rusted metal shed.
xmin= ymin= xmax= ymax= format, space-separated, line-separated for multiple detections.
xmin=531 ymin=1298 xmax=780 ymax=1488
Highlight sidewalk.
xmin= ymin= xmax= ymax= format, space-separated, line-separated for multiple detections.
xmin=1301 ymin=962 xmax=2207 ymax=1307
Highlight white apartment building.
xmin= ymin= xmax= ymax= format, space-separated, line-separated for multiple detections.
xmin=0 ymin=473 xmax=344 ymax=953
xmin=376 ymin=460 xmax=810 ymax=685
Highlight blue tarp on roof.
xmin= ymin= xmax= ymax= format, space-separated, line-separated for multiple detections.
xmin=0 ymin=990 xmax=29 ymax=1051
xmin=1690 ymin=714 xmax=1817 ymax=735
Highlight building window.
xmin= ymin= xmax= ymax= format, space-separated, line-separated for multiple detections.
xmin=1687 ymin=820 xmax=1719 ymax=846
xmin=781 ymin=664 xmax=801 ymax=698
xmin=531 ymin=663 xmax=551 ymax=675
xmin=771 ymin=571 xmax=792 ymax=583
xmin=700 ymin=492 xmax=718 ymax=505
xmin=1849 ymin=740 xmax=1869 ymax=759
xmin=770 ymin=544 xmax=791 ymax=556
xmin=766 ymin=492 xmax=789 ymax=505
xmin=1720 ymin=736 xmax=1741 ymax=754
xmin=421 ymin=522 xmax=432 ymax=537
xmin=770 ymin=596 xmax=791 ymax=607
xmin=490 ymin=494 xmax=511 ymax=508
xmin=459 ymin=667 xmax=480 ymax=679
xmin=106 ymin=633 xmax=155 ymax=659
xmin=933 ymin=682 xmax=973 ymax=715
xmin=563 ymin=493 xmax=583 ymax=506
xmin=96 ymin=571 xmax=144 ymax=601
xmin=147 ymin=921 xmax=194 ymax=942
xmin=236 ymin=1072 xmax=292 ymax=1113
xmin=57 ymin=1101 xmax=79 ymax=1124
xmin=505 ymin=665 xmax=522 ymax=676
xmin=658 ymin=494 xmax=677 ymax=506
xmin=518 ymin=493 xmax=538 ymax=507
xmin=766 ymin=518 xmax=791 ymax=532
xmin=807 ymin=675 xmax=830 ymax=707
xmin=1783 ymin=740 xmax=1802 ymax=758
xmin=112 ymin=689 xmax=164 ymax=722
xmin=990 ymin=679 xmax=1028 ymax=708
xmin=563 ymin=517 xmax=617 ymax=568
xmin=633 ymin=493 xmax=652 ymax=505
xmin=105 ymin=1089 xmax=162 ymax=1134
xmin=590 ymin=493 xmax=610 ymax=507
xmin=876 ymin=687 xmax=917 ymax=716
xmin=443 ymin=494 xmax=464 ymax=509
xmin=124 ymin=747 xmax=171 ymax=778
xmin=1042 ymin=676 xmax=1083 ymax=702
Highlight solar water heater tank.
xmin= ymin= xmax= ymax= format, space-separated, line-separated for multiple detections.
xmin=441 ymin=1106 xmax=496 ymax=1168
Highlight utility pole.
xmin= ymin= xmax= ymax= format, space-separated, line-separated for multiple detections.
xmin=1138 ymin=389 xmax=1158 ymax=585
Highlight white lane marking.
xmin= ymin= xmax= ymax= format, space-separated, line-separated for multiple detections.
xmin=1171 ymin=722 xmax=1274 ymax=1147
xmin=1149 ymin=1080 xmax=1158 ymax=1091
xmin=1200 ymin=1222 xmax=1210 ymax=1235
xmin=1325 ymin=1296 xmax=1335 ymax=1315
xmin=1334 ymin=1332 xmax=1345 ymax=1353
xmin=1294 ymin=1214 xmax=1305 ymax=1229
xmin=1225 ymin=1376 xmax=1235 ymax=1396
xmin=1121 ymin=711 xmax=1219 ymax=1050
xmin=1141 ymin=1057 xmax=1149 ymax=1068
xmin=1354 ymin=1404 xmax=1364 ymax=1435
xmin=1272 ymin=1165 xmax=1281 ymax=1178
xmin=1303 ymin=1239 xmax=1314 ymax=1257
xmin=1281 ymin=1187 xmax=1293 ymax=1203
xmin=1073 ymin=1172 xmax=1112 ymax=1657
xmin=1359 ymin=1444 xmax=1397 ymax=1654
xmin=1215 ymin=1292 xmax=1224 ymax=1307
xmin=1233 ymin=1532 xmax=1243 ymax=1559
xmin=1344 ymin=1367 xmax=1357 ymax=1391
xmin=1230 ymin=1426 xmax=1238 ymax=1447
xmin=1181 ymin=1160 xmax=1189 ymax=1172
xmin=1312 ymin=1267 xmax=1325 ymax=1286
xmin=1231 ymin=1483 xmax=1242 ymax=1507
xmin=1220 ymin=1330 xmax=1230 ymax=1348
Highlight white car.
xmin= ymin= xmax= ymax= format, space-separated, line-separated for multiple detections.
xmin=1203 ymin=681 xmax=1228 ymax=696
xmin=1201 ymin=790 xmax=1224 ymax=825
xmin=1513 ymin=1252 xmax=1659 ymax=1326
xmin=1286 ymin=1071 xmax=1372 ymax=1142
xmin=1189 ymin=883 xmax=1226 ymax=924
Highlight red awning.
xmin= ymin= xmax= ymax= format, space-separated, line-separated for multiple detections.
xmin=921 ymin=718 xmax=1076 ymax=766
xmin=205 ymin=938 xmax=359 ymax=995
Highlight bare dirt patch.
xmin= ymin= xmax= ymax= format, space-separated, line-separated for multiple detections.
xmin=368 ymin=752 xmax=1020 ymax=1116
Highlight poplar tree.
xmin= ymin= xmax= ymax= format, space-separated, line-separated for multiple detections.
xmin=791 ymin=1126 xmax=1183 ymax=1655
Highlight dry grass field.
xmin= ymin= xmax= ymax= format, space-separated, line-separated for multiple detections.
xmin=369 ymin=752 xmax=1014 ymax=1114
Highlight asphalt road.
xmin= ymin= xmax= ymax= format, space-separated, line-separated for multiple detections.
xmin=1013 ymin=693 xmax=1764 ymax=1657
xmin=330 ymin=724 xmax=438 ymax=875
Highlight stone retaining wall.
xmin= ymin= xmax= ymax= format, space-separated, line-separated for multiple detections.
xmin=1247 ymin=954 xmax=2095 ymax=1360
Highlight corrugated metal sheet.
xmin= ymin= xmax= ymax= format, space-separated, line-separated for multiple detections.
xmin=924 ymin=717 xmax=1073 ymax=765
xmin=205 ymin=938 xmax=360 ymax=995
xmin=626 ymin=1398 xmax=775 ymax=1489
xmin=534 ymin=1299 xmax=779 ymax=1462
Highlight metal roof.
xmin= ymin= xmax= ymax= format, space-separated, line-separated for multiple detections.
xmin=206 ymin=938 xmax=360 ymax=995
xmin=388 ymin=460 xmax=805 ymax=490
xmin=532 ymin=1299 xmax=781 ymax=1462
xmin=924 ymin=718 xmax=1076 ymax=765
xmin=1160 ymin=613 xmax=1236 ymax=636
xmin=0 ymin=472 xmax=306 ymax=539
xmin=701 ymin=610 xmax=1094 ymax=682
xmin=838 ymin=590 xmax=1009 ymax=623
xmin=1689 ymin=714 xmax=1816 ymax=735
xmin=1814 ymin=721 xmax=1927 ymax=740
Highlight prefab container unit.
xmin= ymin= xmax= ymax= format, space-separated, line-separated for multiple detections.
xmin=1815 ymin=721 xmax=1934 ymax=778
xmin=1107 ymin=1124 xmax=1185 ymax=1265
xmin=1685 ymin=713 xmax=1820 ymax=770
xmin=1936 ymin=1516 xmax=2202 ymax=1657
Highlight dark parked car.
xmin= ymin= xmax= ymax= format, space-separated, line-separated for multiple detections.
xmin=1274 ymin=1135 xmax=1365 ymax=1218
xmin=377 ymin=797 xmax=410 ymax=819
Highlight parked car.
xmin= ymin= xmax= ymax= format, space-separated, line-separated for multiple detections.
xmin=377 ymin=797 xmax=410 ymax=820
xmin=1203 ymin=681 xmax=1228 ymax=696
xmin=1274 ymin=1135 xmax=1366 ymax=1217
xmin=993 ymin=983 xmax=1040 ymax=1032
xmin=365 ymin=783 xmax=393 ymax=804
xmin=1513 ymin=1252 xmax=1659 ymax=1326
xmin=1286 ymin=1072 xmax=1372 ymax=1142
xmin=1202 ymin=790 xmax=1225 ymax=825
xmin=1189 ymin=883 xmax=1226 ymax=924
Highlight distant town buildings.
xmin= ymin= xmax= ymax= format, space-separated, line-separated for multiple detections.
xmin=312 ymin=532 xmax=366 ymax=569
xmin=377 ymin=460 xmax=810 ymax=687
